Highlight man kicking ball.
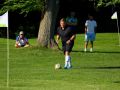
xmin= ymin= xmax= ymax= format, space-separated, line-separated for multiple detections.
xmin=56 ymin=18 xmax=76 ymax=69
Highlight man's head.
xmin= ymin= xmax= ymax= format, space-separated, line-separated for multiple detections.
xmin=70 ymin=11 xmax=75 ymax=17
xmin=88 ymin=14 xmax=94 ymax=20
xmin=19 ymin=31 xmax=24 ymax=38
xmin=60 ymin=18 xmax=66 ymax=28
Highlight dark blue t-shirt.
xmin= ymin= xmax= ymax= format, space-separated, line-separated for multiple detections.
xmin=57 ymin=26 xmax=75 ymax=42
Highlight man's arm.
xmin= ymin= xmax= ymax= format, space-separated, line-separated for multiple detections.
xmin=70 ymin=34 xmax=76 ymax=41
xmin=94 ymin=21 xmax=97 ymax=34
xmin=25 ymin=38 xmax=29 ymax=44
xmin=94 ymin=26 xmax=97 ymax=34
xmin=15 ymin=36 xmax=20 ymax=44
xmin=56 ymin=34 xmax=60 ymax=44
xmin=67 ymin=22 xmax=77 ymax=26
xmin=66 ymin=34 xmax=76 ymax=45
xmin=85 ymin=26 xmax=87 ymax=34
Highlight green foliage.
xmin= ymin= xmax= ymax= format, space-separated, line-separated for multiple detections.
xmin=0 ymin=0 xmax=45 ymax=15
xmin=97 ymin=0 xmax=120 ymax=7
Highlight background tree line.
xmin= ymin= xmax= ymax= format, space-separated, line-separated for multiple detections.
xmin=0 ymin=0 xmax=120 ymax=48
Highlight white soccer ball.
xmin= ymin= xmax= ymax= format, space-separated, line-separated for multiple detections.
xmin=55 ymin=63 xmax=61 ymax=69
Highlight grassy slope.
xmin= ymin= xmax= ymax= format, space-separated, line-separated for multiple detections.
xmin=0 ymin=33 xmax=120 ymax=90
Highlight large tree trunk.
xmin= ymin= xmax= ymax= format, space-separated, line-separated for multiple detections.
xmin=37 ymin=0 xmax=59 ymax=48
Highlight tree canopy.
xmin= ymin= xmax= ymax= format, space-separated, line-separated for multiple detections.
xmin=1 ymin=0 xmax=120 ymax=15
xmin=0 ymin=0 xmax=45 ymax=15
xmin=97 ymin=0 xmax=120 ymax=7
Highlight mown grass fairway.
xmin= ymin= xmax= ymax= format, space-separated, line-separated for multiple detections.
xmin=0 ymin=33 xmax=120 ymax=90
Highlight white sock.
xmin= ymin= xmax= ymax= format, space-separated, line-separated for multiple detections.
xmin=68 ymin=56 xmax=71 ymax=68
xmin=65 ymin=56 xmax=69 ymax=67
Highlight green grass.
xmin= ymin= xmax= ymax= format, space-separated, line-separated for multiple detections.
xmin=0 ymin=33 xmax=120 ymax=90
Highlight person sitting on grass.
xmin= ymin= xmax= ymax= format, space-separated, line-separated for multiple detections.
xmin=15 ymin=31 xmax=30 ymax=48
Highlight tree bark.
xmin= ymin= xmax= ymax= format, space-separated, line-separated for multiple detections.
xmin=37 ymin=0 xmax=59 ymax=48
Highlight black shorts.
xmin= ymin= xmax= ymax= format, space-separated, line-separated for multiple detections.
xmin=62 ymin=41 xmax=74 ymax=53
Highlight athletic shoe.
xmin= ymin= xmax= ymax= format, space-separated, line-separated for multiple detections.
xmin=90 ymin=48 xmax=93 ymax=52
xmin=84 ymin=48 xmax=87 ymax=52
xmin=67 ymin=65 xmax=72 ymax=69
xmin=64 ymin=67 xmax=67 ymax=69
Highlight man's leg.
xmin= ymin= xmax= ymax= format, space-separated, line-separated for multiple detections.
xmin=90 ymin=41 xmax=93 ymax=52
xmin=90 ymin=33 xmax=95 ymax=52
xmin=84 ymin=41 xmax=88 ymax=52
xmin=64 ymin=51 xmax=71 ymax=69
xmin=24 ymin=44 xmax=30 ymax=47
xmin=15 ymin=43 xmax=21 ymax=48
xmin=84 ymin=33 xmax=89 ymax=52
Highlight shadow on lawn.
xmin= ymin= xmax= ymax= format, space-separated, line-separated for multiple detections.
xmin=94 ymin=51 xmax=120 ymax=54
xmin=72 ymin=50 xmax=120 ymax=54
xmin=113 ymin=81 xmax=120 ymax=84
xmin=74 ymin=66 xmax=120 ymax=69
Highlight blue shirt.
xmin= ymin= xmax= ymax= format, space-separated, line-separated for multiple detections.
xmin=16 ymin=36 xmax=28 ymax=46
xmin=66 ymin=17 xmax=78 ymax=30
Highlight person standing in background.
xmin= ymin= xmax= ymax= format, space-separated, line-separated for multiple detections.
xmin=66 ymin=11 xmax=78 ymax=31
xmin=84 ymin=14 xmax=97 ymax=52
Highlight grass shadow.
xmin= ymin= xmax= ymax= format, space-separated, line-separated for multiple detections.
xmin=73 ymin=66 xmax=120 ymax=69
xmin=72 ymin=50 xmax=82 ymax=52
xmin=113 ymin=81 xmax=120 ymax=84
xmin=94 ymin=51 xmax=120 ymax=54
xmin=71 ymin=50 xmax=120 ymax=54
